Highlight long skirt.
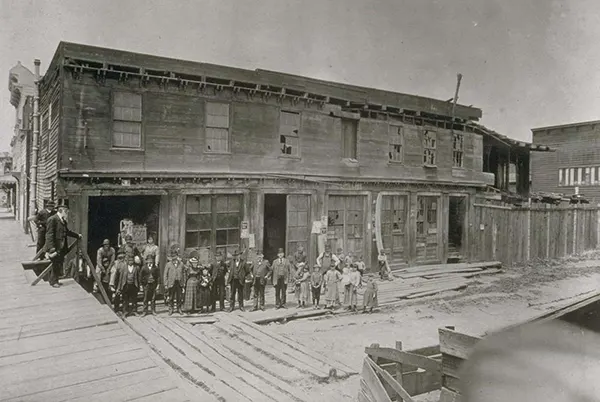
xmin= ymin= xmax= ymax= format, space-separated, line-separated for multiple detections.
xmin=363 ymin=287 xmax=378 ymax=308
xmin=183 ymin=277 xmax=199 ymax=312
xmin=300 ymin=282 xmax=310 ymax=303
xmin=343 ymin=284 xmax=352 ymax=305
xmin=325 ymin=282 xmax=339 ymax=303
xmin=198 ymin=286 xmax=211 ymax=308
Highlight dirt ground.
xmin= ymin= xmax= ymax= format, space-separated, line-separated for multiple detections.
xmin=269 ymin=251 xmax=600 ymax=401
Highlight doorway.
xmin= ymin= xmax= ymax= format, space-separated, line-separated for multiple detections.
xmin=263 ymin=194 xmax=287 ymax=262
xmin=88 ymin=195 xmax=160 ymax=266
xmin=416 ymin=195 xmax=440 ymax=263
xmin=448 ymin=196 xmax=467 ymax=262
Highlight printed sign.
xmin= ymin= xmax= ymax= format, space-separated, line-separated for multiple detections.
xmin=311 ymin=220 xmax=322 ymax=234
xmin=248 ymin=233 xmax=256 ymax=249
xmin=241 ymin=221 xmax=249 ymax=239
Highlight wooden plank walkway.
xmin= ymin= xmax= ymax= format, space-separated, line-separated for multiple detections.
xmin=125 ymin=313 xmax=359 ymax=402
xmin=0 ymin=216 xmax=198 ymax=402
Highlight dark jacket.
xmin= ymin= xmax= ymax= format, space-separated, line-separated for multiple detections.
xmin=141 ymin=264 xmax=160 ymax=287
xmin=34 ymin=209 xmax=53 ymax=231
xmin=116 ymin=263 xmax=141 ymax=291
xmin=210 ymin=260 xmax=228 ymax=284
xmin=45 ymin=214 xmax=79 ymax=256
xmin=227 ymin=258 xmax=249 ymax=284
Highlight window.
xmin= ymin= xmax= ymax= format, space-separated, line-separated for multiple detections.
xmin=280 ymin=111 xmax=300 ymax=156
xmin=205 ymin=102 xmax=230 ymax=153
xmin=112 ymin=92 xmax=142 ymax=148
xmin=185 ymin=194 xmax=241 ymax=256
xmin=388 ymin=125 xmax=404 ymax=162
xmin=342 ymin=118 xmax=358 ymax=159
xmin=452 ymin=132 xmax=464 ymax=168
xmin=559 ymin=166 xmax=600 ymax=186
xmin=422 ymin=129 xmax=437 ymax=165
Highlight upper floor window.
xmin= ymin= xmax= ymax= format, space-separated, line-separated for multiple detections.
xmin=205 ymin=102 xmax=230 ymax=153
xmin=341 ymin=118 xmax=358 ymax=160
xmin=388 ymin=125 xmax=404 ymax=162
xmin=559 ymin=166 xmax=600 ymax=186
xmin=422 ymin=129 xmax=437 ymax=166
xmin=452 ymin=132 xmax=464 ymax=168
xmin=280 ymin=111 xmax=300 ymax=156
xmin=112 ymin=92 xmax=142 ymax=149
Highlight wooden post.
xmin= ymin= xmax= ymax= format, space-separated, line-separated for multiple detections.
xmin=395 ymin=341 xmax=403 ymax=387
xmin=491 ymin=215 xmax=497 ymax=261
xmin=526 ymin=200 xmax=531 ymax=261
xmin=573 ymin=205 xmax=578 ymax=254
xmin=545 ymin=207 xmax=551 ymax=259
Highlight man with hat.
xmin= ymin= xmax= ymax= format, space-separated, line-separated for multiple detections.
xmin=96 ymin=255 xmax=113 ymax=303
xmin=251 ymin=251 xmax=271 ymax=311
xmin=163 ymin=244 xmax=186 ymax=315
xmin=29 ymin=199 xmax=56 ymax=253
xmin=110 ymin=248 xmax=127 ymax=314
xmin=96 ymin=239 xmax=115 ymax=276
xmin=115 ymin=254 xmax=141 ymax=317
xmin=272 ymin=248 xmax=291 ymax=309
xmin=140 ymin=253 xmax=160 ymax=315
xmin=210 ymin=250 xmax=228 ymax=312
xmin=227 ymin=249 xmax=249 ymax=312
xmin=44 ymin=199 xmax=83 ymax=288
xmin=316 ymin=244 xmax=340 ymax=275
xmin=123 ymin=234 xmax=141 ymax=260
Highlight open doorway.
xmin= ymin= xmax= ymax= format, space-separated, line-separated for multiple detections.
xmin=448 ymin=196 xmax=467 ymax=263
xmin=88 ymin=195 xmax=160 ymax=266
xmin=263 ymin=194 xmax=287 ymax=262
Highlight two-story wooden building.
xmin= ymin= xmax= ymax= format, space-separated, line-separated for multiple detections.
xmin=36 ymin=42 xmax=504 ymax=271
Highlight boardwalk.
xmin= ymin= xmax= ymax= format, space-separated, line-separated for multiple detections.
xmin=0 ymin=213 xmax=196 ymax=402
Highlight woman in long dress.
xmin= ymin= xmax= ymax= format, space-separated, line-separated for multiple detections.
xmin=323 ymin=265 xmax=342 ymax=309
xmin=183 ymin=255 xmax=201 ymax=314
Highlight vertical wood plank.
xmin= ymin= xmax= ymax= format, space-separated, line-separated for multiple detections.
xmin=526 ymin=201 xmax=531 ymax=261
xmin=573 ymin=206 xmax=578 ymax=255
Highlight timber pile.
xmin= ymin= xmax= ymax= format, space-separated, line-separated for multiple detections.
xmin=395 ymin=261 xmax=502 ymax=279
xmin=126 ymin=313 xmax=358 ymax=402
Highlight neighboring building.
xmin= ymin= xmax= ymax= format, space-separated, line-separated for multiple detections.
xmin=8 ymin=62 xmax=35 ymax=230
xmin=532 ymin=120 xmax=600 ymax=202
xmin=0 ymin=152 xmax=16 ymax=209
xmin=35 ymin=41 xmax=531 ymax=271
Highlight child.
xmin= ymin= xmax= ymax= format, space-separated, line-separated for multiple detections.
xmin=295 ymin=262 xmax=305 ymax=307
xmin=378 ymin=249 xmax=392 ymax=281
xmin=362 ymin=276 xmax=379 ymax=314
xmin=299 ymin=265 xmax=311 ymax=308
xmin=344 ymin=251 xmax=354 ymax=268
xmin=310 ymin=266 xmax=323 ymax=309
xmin=198 ymin=266 xmax=212 ymax=313
xmin=342 ymin=264 xmax=352 ymax=310
xmin=336 ymin=248 xmax=345 ymax=272
xmin=349 ymin=264 xmax=361 ymax=312
xmin=323 ymin=264 xmax=342 ymax=309
xmin=355 ymin=255 xmax=366 ymax=278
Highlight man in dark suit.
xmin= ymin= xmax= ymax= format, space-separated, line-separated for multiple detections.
xmin=29 ymin=199 xmax=55 ymax=252
xmin=140 ymin=254 xmax=160 ymax=316
xmin=227 ymin=249 xmax=249 ymax=312
xmin=210 ymin=250 xmax=228 ymax=312
xmin=45 ymin=200 xmax=82 ymax=288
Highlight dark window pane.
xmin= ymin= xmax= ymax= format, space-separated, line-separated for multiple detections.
xmin=197 ymin=213 xmax=212 ymax=230
xmin=228 ymin=229 xmax=240 ymax=245
xmin=186 ymin=196 xmax=199 ymax=214
xmin=215 ymin=196 xmax=229 ymax=212
xmin=199 ymin=196 xmax=211 ymax=212
xmin=216 ymin=229 xmax=227 ymax=246
xmin=216 ymin=213 xmax=239 ymax=228
xmin=228 ymin=195 xmax=241 ymax=212
xmin=186 ymin=214 xmax=200 ymax=231
xmin=198 ymin=231 xmax=211 ymax=248
xmin=185 ymin=231 xmax=199 ymax=248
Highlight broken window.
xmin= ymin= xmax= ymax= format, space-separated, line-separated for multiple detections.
xmin=112 ymin=91 xmax=142 ymax=149
xmin=388 ymin=125 xmax=404 ymax=162
xmin=280 ymin=111 xmax=300 ymax=156
xmin=342 ymin=118 xmax=358 ymax=159
xmin=452 ymin=132 xmax=464 ymax=168
xmin=422 ymin=129 xmax=436 ymax=166
xmin=205 ymin=102 xmax=230 ymax=153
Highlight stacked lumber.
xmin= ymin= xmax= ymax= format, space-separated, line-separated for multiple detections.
xmin=126 ymin=313 xmax=358 ymax=402
xmin=395 ymin=261 xmax=502 ymax=279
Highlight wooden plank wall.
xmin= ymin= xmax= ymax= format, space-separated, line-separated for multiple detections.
xmin=438 ymin=327 xmax=481 ymax=402
xmin=470 ymin=204 xmax=600 ymax=266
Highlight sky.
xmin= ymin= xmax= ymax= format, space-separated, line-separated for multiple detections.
xmin=1 ymin=0 xmax=599 ymax=152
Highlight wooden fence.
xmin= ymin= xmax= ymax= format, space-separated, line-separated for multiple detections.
xmin=470 ymin=204 xmax=600 ymax=266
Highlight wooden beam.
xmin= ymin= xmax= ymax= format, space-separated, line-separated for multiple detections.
xmin=80 ymin=244 xmax=113 ymax=308
xmin=364 ymin=347 xmax=442 ymax=373
xmin=31 ymin=240 xmax=79 ymax=286
xmin=438 ymin=328 xmax=480 ymax=360
xmin=367 ymin=357 xmax=415 ymax=402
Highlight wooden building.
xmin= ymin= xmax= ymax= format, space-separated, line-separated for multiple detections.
xmin=532 ymin=120 xmax=600 ymax=203
xmin=36 ymin=42 xmax=516 ymax=271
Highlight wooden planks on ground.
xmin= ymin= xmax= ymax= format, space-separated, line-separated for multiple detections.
xmin=422 ymin=268 xmax=503 ymax=280
xmin=394 ymin=261 xmax=501 ymax=275
xmin=399 ymin=268 xmax=482 ymax=280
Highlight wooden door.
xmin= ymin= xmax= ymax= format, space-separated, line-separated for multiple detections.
xmin=381 ymin=195 xmax=408 ymax=262
xmin=327 ymin=195 xmax=366 ymax=259
xmin=416 ymin=196 xmax=440 ymax=263
xmin=287 ymin=194 xmax=310 ymax=257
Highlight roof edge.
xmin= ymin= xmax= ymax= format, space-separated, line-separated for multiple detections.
xmin=532 ymin=119 xmax=600 ymax=132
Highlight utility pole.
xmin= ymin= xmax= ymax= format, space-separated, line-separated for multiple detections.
xmin=450 ymin=73 xmax=463 ymax=130
xmin=29 ymin=59 xmax=41 ymax=217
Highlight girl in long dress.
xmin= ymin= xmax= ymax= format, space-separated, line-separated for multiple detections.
xmin=299 ymin=265 xmax=310 ymax=308
xmin=183 ymin=255 xmax=200 ymax=314
xmin=323 ymin=265 xmax=342 ymax=309
xmin=198 ymin=266 xmax=212 ymax=313
xmin=349 ymin=264 xmax=361 ymax=312
xmin=362 ymin=276 xmax=378 ymax=314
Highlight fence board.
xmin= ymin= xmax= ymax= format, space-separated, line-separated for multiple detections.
xmin=471 ymin=204 xmax=600 ymax=266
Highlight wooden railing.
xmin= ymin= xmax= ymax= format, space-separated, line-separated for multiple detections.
xmin=360 ymin=341 xmax=442 ymax=402
xmin=30 ymin=239 xmax=113 ymax=309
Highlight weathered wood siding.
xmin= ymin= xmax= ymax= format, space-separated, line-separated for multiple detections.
xmin=60 ymin=74 xmax=487 ymax=183
xmin=37 ymin=72 xmax=61 ymax=207
xmin=532 ymin=123 xmax=600 ymax=202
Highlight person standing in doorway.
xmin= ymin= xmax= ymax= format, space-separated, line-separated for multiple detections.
xmin=289 ymin=244 xmax=307 ymax=294
xmin=123 ymin=235 xmax=141 ymax=260
xmin=163 ymin=244 xmax=185 ymax=315
xmin=96 ymin=256 xmax=113 ymax=303
xmin=141 ymin=234 xmax=159 ymax=266
xmin=110 ymin=249 xmax=127 ymax=315
xmin=251 ymin=252 xmax=271 ymax=311
xmin=44 ymin=200 xmax=82 ymax=288
xmin=141 ymin=254 xmax=160 ymax=315
xmin=227 ymin=250 xmax=248 ymax=312
xmin=30 ymin=199 xmax=55 ymax=253
xmin=117 ymin=255 xmax=141 ymax=317
xmin=210 ymin=250 xmax=228 ymax=312
xmin=272 ymin=248 xmax=291 ymax=309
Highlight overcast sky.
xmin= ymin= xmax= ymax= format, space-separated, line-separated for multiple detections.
xmin=1 ymin=0 xmax=599 ymax=152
